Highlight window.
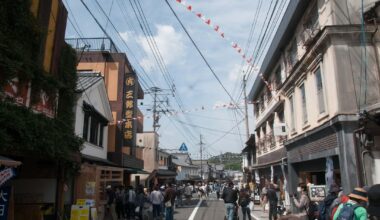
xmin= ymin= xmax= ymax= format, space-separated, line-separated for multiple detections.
xmin=289 ymin=95 xmax=296 ymax=131
xmin=304 ymin=3 xmax=319 ymax=30
xmin=315 ymin=67 xmax=326 ymax=114
xmin=300 ymin=84 xmax=308 ymax=124
xmin=288 ymin=40 xmax=298 ymax=66
xmin=82 ymin=102 xmax=107 ymax=147
xmin=275 ymin=66 xmax=282 ymax=89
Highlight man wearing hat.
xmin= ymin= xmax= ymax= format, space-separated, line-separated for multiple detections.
xmin=333 ymin=187 xmax=368 ymax=220
xmin=368 ymin=184 xmax=380 ymax=220
xmin=319 ymin=183 xmax=340 ymax=220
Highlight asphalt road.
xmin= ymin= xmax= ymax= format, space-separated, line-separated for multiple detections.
xmin=173 ymin=192 xmax=269 ymax=220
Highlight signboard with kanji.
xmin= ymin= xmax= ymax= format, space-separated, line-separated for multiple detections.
xmin=0 ymin=186 xmax=11 ymax=220
xmin=123 ymin=73 xmax=137 ymax=150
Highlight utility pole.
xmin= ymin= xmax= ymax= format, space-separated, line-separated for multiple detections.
xmin=145 ymin=87 xmax=172 ymax=132
xmin=243 ymin=75 xmax=250 ymax=140
xmin=199 ymin=134 xmax=204 ymax=180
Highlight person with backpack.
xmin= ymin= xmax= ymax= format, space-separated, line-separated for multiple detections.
xmin=239 ymin=185 xmax=252 ymax=220
xmin=333 ymin=187 xmax=368 ymax=220
xmin=267 ymin=183 xmax=278 ymax=220
xmin=319 ymin=184 xmax=340 ymax=220
xmin=330 ymin=191 xmax=350 ymax=220
xmin=222 ymin=181 xmax=239 ymax=220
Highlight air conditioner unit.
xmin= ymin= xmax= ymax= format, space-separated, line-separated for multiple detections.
xmin=136 ymin=133 xmax=144 ymax=147
xmin=273 ymin=123 xmax=287 ymax=136
xmin=303 ymin=28 xmax=320 ymax=47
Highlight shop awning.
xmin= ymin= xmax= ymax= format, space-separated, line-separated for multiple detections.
xmin=0 ymin=156 xmax=21 ymax=167
xmin=156 ymin=169 xmax=177 ymax=177
xmin=251 ymin=159 xmax=285 ymax=170
xmin=81 ymin=154 xmax=118 ymax=166
xmin=124 ymin=167 xmax=150 ymax=174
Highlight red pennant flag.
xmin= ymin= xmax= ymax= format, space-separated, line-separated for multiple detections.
xmin=237 ymin=48 xmax=242 ymax=53
xmin=205 ymin=19 xmax=211 ymax=25
xmin=214 ymin=25 xmax=220 ymax=32
xmin=242 ymin=54 xmax=246 ymax=59
xmin=176 ymin=0 xmax=181 ymax=2
xmin=220 ymin=33 xmax=225 ymax=38
xmin=196 ymin=13 xmax=202 ymax=18
xmin=187 ymin=5 xmax=192 ymax=11
xmin=247 ymin=58 xmax=253 ymax=63
xmin=232 ymin=43 xmax=238 ymax=48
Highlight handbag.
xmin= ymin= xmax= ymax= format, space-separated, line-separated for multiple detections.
xmin=165 ymin=200 xmax=172 ymax=207
xmin=135 ymin=206 xmax=140 ymax=213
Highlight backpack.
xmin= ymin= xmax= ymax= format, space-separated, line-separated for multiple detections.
xmin=307 ymin=201 xmax=320 ymax=220
xmin=239 ymin=196 xmax=250 ymax=207
xmin=336 ymin=203 xmax=359 ymax=220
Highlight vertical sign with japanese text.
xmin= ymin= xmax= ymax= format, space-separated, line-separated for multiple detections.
xmin=0 ymin=186 xmax=11 ymax=220
xmin=123 ymin=73 xmax=137 ymax=153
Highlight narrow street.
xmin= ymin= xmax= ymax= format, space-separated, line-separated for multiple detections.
xmin=174 ymin=192 xmax=268 ymax=220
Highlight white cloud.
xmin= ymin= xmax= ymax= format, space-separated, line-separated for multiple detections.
xmin=137 ymin=25 xmax=186 ymax=70
xmin=119 ymin=31 xmax=130 ymax=42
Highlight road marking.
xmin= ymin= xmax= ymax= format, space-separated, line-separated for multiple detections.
xmin=251 ymin=213 xmax=260 ymax=220
xmin=188 ymin=199 xmax=203 ymax=220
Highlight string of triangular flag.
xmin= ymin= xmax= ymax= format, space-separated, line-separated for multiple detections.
xmin=174 ymin=0 xmax=274 ymax=94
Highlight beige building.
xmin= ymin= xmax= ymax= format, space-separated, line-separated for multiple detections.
xmin=249 ymin=0 xmax=380 ymax=207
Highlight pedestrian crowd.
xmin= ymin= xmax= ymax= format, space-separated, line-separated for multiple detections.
xmin=104 ymin=183 xmax=179 ymax=220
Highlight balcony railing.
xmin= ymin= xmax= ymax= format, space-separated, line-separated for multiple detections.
xmin=65 ymin=37 xmax=119 ymax=53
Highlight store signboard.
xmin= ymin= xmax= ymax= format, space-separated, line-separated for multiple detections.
xmin=0 ymin=186 xmax=11 ymax=220
xmin=309 ymin=185 xmax=326 ymax=202
xmin=123 ymin=74 xmax=136 ymax=149
xmin=0 ymin=168 xmax=15 ymax=187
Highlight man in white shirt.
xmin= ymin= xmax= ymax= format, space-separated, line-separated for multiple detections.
xmin=124 ymin=186 xmax=136 ymax=219
xmin=149 ymin=186 xmax=164 ymax=220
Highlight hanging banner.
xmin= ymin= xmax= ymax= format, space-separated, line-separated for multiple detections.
xmin=255 ymin=170 xmax=260 ymax=184
xmin=0 ymin=186 xmax=11 ymax=220
xmin=325 ymin=157 xmax=334 ymax=189
xmin=0 ymin=168 xmax=15 ymax=187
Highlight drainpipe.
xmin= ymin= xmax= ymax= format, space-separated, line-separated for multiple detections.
xmin=361 ymin=150 xmax=370 ymax=186
xmin=353 ymin=127 xmax=365 ymax=187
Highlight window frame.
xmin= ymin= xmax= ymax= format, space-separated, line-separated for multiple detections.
xmin=300 ymin=83 xmax=308 ymax=125
xmin=289 ymin=94 xmax=296 ymax=132
xmin=315 ymin=67 xmax=326 ymax=115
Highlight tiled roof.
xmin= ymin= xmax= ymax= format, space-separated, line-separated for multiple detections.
xmin=76 ymin=71 xmax=103 ymax=92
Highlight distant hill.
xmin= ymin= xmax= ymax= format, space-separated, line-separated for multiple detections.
xmin=208 ymin=152 xmax=242 ymax=171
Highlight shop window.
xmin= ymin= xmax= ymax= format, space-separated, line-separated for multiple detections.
xmin=300 ymin=84 xmax=308 ymax=124
xmin=315 ymin=67 xmax=326 ymax=114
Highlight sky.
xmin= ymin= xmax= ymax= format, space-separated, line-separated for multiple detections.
xmin=63 ymin=0 xmax=289 ymax=158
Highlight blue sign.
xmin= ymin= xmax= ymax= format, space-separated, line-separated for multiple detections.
xmin=179 ymin=143 xmax=188 ymax=152
xmin=0 ymin=186 xmax=11 ymax=220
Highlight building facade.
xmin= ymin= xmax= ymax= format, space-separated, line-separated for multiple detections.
xmin=249 ymin=0 xmax=380 ymax=210
xmin=67 ymin=38 xmax=145 ymax=185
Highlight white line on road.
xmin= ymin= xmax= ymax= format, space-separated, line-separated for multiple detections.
xmin=188 ymin=199 xmax=203 ymax=220
xmin=251 ymin=213 xmax=260 ymax=220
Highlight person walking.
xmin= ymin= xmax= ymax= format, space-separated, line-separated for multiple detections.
xmin=222 ymin=181 xmax=239 ymax=220
xmin=135 ymin=185 xmax=146 ymax=220
xmin=149 ymin=185 xmax=164 ymax=220
xmin=164 ymin=183 xmax=176 ymax=220
xmin=261 ymin=185 xmax=268 ymax=212
xmin=333 ymin=187 xmax=368 ymax=220
xmin=319 ymin=184 xmax=340 ymax=220
xmin=105 ymin=185 xmax=117 ymax=220
xmin=368 ymin=184 xmax=380 ymax=220
xmin=125 ymin=186 xmax=136 ymax=219
xmin=115 ymin=186 xmax=125 ymax=220
xmin=184 ymin=183 xmax=193 ymax=205
xmin=267 ymin=184 xmax=278 ymax=220
xmin=238 ymin=185 xmax=252 ymax=220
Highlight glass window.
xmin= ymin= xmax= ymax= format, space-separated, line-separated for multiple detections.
xmin=315 ymin=67 xmax=326 ymax=114
xmin=289 ymin=95 xmax=296 ymax=131
xmin=300 ymin=84 xmax=308 ymax=124
xmin=289 ymin=40 xmax=298 ymax=66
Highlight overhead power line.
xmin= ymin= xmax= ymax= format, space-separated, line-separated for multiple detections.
xmin=164 ymin=0 xmax=244 ymax=117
